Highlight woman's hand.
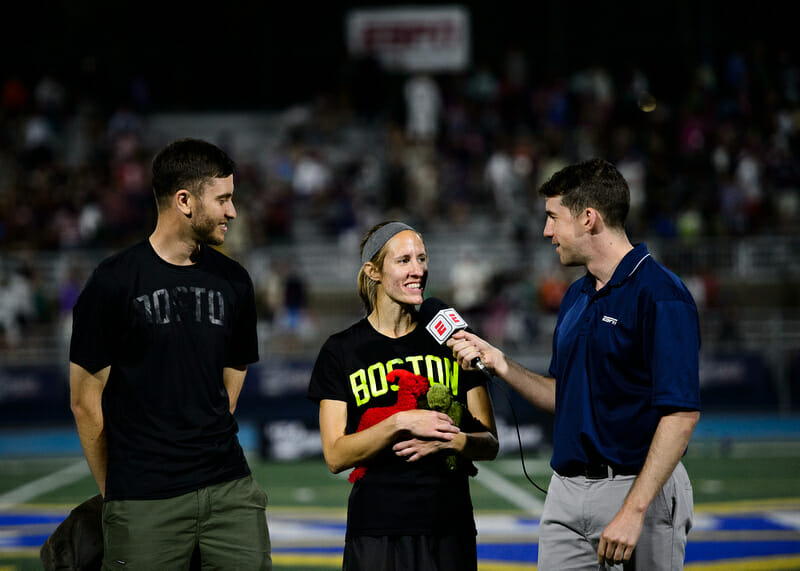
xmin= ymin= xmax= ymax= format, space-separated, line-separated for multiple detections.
xmin=395 ymin=409 xmax=460 ymax=440
xmin=392 ymin=409 xmax=467 ymax=462
xmin=392 ymin=437 xmax=451 ymax=462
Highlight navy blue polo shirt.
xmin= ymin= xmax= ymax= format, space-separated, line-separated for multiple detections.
xmin=548 ymin=243 xmax=701 ymax=474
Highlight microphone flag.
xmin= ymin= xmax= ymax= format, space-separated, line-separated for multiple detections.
xmin=424 ymin=305 xmax=468 ymax=344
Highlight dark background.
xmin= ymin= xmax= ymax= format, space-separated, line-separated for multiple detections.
xmin=3 ymin=1 xmax=793 ymax=110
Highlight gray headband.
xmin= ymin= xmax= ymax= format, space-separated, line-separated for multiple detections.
xmin=361 ymin=222 xmax=416 ymax=265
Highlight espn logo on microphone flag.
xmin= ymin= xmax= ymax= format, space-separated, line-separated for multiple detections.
xmin=425 ymin=307 xmax=468 ymax=344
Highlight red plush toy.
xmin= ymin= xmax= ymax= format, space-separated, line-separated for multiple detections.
xmin=348 ymin=368 xmax=432 ymax=483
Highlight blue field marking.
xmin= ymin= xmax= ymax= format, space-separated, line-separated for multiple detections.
xmin=272 ymin=546 xmax=343 ymax=554
xmin=3 ymin=507 xmax=799 ymax=566
xmin=477 ymin=543 xmax=536 ymax=561
xmin=0 ymin=514 xmax=63 ymax=526
xmin=687 ymin=540 xmax=800 ymax=559
xmin=713 ymin=515 xmax=798 ymax=531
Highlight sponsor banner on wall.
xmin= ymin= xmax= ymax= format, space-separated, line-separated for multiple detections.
xmin=345 ymin=5 xmax=471 ymax=72
xmin=0 ymin=365 xmax=70 ymax=424
xmin=700 ymin=351 xmax=776 ymax=408
xmin=700 ymin=351 xmax=769 ymax=388
xmin=0 ymin=365 xmax=65 ymax=404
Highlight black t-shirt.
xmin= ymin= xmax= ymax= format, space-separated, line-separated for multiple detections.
xmin=308 ymin=318 xmax=485 ymax=537
xmin=70 ymin=241 xmax=259 ymax=500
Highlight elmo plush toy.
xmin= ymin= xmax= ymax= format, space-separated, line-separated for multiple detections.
xmin=348 ymin=369 xmax=479 ymax=482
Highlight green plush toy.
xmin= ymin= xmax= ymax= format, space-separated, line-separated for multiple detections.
xmin=422 ymin=384 xmax=479 ymax=476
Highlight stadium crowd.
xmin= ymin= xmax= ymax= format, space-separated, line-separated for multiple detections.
xmin=1 ymin=41 xmax=799 ymax=352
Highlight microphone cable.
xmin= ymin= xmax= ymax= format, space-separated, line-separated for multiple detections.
xmin=483 ymin=368 xmax=549 ymax=495
xmin=418 ymin=297 xmax=548 ymax=494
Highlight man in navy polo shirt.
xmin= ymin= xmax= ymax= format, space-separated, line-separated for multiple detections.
xmin=448 ymin=158 xmax=700 ymax=570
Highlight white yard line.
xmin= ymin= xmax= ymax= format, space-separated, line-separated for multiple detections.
xmin=475 ymin=463 xmax=546 ymax=515
xmin=0 ymin=460 xmax=89 ymax=511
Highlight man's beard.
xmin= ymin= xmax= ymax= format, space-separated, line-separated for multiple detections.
xmin=191 ymin=208 xmax=225 ymax=246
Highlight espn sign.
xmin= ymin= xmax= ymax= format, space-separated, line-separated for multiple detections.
xmin=345 ymin=6 xmax=471 ymax=72
xmin=425 ymin=307 xmax=468 ymax=344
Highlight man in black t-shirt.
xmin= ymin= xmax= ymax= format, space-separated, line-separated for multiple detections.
xmin=69 ymin=138 xmax=271 ymax=569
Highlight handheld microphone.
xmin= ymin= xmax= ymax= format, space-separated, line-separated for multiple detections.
xmin=419 ymin=297 xmax=547 ymax=495
xmin=419 ymin=297 xmax=492 ymax=379
xmin=418 ymin=297 xmax=548 ymax=496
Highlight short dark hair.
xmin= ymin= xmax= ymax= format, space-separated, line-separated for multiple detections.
xmin=151 ymin=138 xmax=236 ymax=205
xmin=538 ymin=158 xmax=629 ymax=229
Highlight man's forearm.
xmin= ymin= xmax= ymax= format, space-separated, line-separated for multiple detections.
xmin=76 ymin=420 xmax=108 ymax=497
xmin=447 ymin=331 xmax=556 ymax=414
xmin=498 ymin=358 xmax=556 ymax=414
xmin=70 ymin=363 xmax=109 ymax=496
xmin=621 ymin=410 xmax=700 ymax=514
xmin=598 ymin=410 xmax=699 ymax=564
xmin=223 ymin=366 xmax=247 ymax=413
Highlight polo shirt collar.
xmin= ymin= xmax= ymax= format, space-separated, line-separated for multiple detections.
xmin=581 ymin=243 xmax=651 ymax=293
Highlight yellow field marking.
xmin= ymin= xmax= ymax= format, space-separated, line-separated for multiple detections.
xmin=271 ymin=553 xmax=541 ymax=570
xmin=696 ymin=498 xmax=800 ymax=513
xmin=268 ymin=553 xmax=800 ymax=571
xmin=272 ymin=553 xmax=342 ymax=567
xmin=475 ymin=562 xmax=537 ymax=570
xmin=267 ymin=506 xmax=347 ymax=518
xmin=0 ymin=547 xmax=39 ymax=558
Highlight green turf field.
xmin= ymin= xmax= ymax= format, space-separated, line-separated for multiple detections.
xmin=2 ymin=439 xmax=800 ymax=570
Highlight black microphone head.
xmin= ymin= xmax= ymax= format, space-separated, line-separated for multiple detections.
xmin=418 ymin=297 xmax=449 ymax=325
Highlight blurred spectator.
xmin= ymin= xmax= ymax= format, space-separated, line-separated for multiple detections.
xmin=55 ymin=259 xmax=89 ymax=358
xmin=450 ymin=250 xmax=491 ymax=315
xmin=718 ymin=172 xmax=748 ymax=235
xmin=481 ymin=267 xmax=538 ymax=350
xmin=734 ymin=134 xmax=765 ymax=231
xmin=465 ymin=62 xmax=499 ymax=104
xmin=403 ymin=74 xmax=442 ymax=142
xmin=51 ymin=204 xmax=81 ymax=248
xmin=22 ymin=113 xmax=57 ymax=166
xmin=2 ymin=75 xmax=29 ymax=119
xmin=676 ymin=200 xmax=704 ymax=244
xmin=292 ymin=147 xmax=332 ymax=215
xmin=404 ymin=142 xmax=439 ymax=227
xmin=33 ymin=75 xmax=66 ymax=116
xmin=484 ymin=138 xmax=516 ymax=220
xmin=610 ymin=126 xmax=647 ymax=237
xmin=0 ymin=262 xmax=36 ymax=347
xmin=260 ymin=258 xmax=315 ymax=347
xmin=538 ymin=265 xmax=570 ymax=314
xmin=283 ymin=265 xmax=309 ymax=335
xmin=77 ymin=191 xmax=105 ymax=246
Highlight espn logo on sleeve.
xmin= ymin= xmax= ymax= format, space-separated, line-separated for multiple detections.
xmin=425 ymin=307 xmax=468 ymax=344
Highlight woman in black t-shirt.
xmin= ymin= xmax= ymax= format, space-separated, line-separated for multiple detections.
xmin=308 ymin=221 xmax=499 ymax=571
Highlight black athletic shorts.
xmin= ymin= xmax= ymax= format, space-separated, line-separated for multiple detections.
xmin=343 ymin=534 xmax=477 ymax=571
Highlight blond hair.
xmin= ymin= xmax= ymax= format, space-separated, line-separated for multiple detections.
xmin=357 ymin=221 xmax=421 ymax=313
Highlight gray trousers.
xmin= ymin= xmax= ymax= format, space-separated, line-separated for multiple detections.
xmin=537 ymin=462 xmax=693 ymax=571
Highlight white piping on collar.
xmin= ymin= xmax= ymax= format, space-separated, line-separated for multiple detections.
xmin=628 ymin=253 xmax=651 ymax=277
